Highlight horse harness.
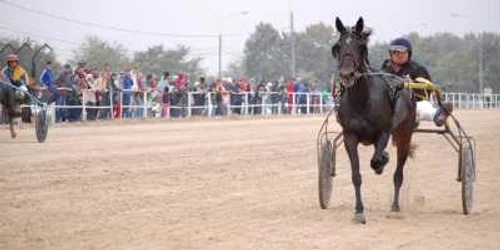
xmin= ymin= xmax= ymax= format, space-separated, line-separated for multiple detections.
xmin=334 ymin=70 xmax=442 ymax=111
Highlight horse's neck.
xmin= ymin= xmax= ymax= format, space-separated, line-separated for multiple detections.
xmin=344 ymin=77 xmax=370 ymax=109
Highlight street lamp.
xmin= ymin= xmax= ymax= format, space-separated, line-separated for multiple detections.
xmin=219 ymin=11 xmax=249 ymax=79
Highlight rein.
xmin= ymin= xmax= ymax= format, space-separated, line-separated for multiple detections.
xmin=339 ymin=71 xmax=440 ymax=101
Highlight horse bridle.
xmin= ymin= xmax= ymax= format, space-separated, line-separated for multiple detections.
xmin=335 ymin=30 xmax=373 ymax=87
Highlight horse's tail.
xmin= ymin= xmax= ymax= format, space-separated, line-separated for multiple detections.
xmin=392 ymin=136 xmax=417 ymax=159
xmin=391 ymin=87 xmax=417 ymax=158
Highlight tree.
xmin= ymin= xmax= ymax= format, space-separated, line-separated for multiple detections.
xmin=226 ymin=56 xmax=246 ymax=80
xmin=368 ymin=32 xmax=500 ymax=93
xmin=368 ymin=41 xmax=389 ymax=70
xmin=244 ymin=23 xmax=287 ymax=82
xmin=133 ymin=45 xmax=204 ymax=80
xmin=479 ymin=33 xmax=500 ymax=92
xmin=242 ymin=22 xmax=338 ymax=84
xmin=295 ymin=23 xmax=338 ymax=84
xmin=70 ymin=36 xmax=131 ymax=70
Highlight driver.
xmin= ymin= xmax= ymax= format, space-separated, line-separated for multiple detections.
xmin=381 ymin=38 xmax=453 ymax=127
xmin=1 ymin=53 xmax=29 ymax=117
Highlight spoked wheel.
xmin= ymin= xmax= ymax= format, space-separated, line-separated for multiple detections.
xmin=318 ymin=140 xmax=336 ymax=209
xmin=35 ymin=106 xmax=49 ymax=143
xmin=460 ymin=140 xmax=475 ymax=215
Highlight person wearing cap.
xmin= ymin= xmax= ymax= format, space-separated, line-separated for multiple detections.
xmin=2 ymin=53 xmax=29 ymax=85
xmin=156 ymin=71 xmax=172 ymax=118
xmin=121 ymin=71 xmax=134 ymax=118
xmin=381 ymin=37 xmax=453 ymax=127
xmin=54 ymin=64 xmax=75 ymax=122
xmin=192 ymin=77 xmax=206 ymax=116
xmin=40 ymin=60 xmax=63 ymax=105
xmin=1 ymin=54 xmax=29 ymax=112
xmin=1 ymin=53 xmax=29 ymax=137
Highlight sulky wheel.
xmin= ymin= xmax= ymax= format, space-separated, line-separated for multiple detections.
xmin=460 ymin=140 xmax=475 ymax=215
xmin=318 ymin=139 xmax=336 ymax=209
xmin=35 ymin=106 xmax=49 ymax=143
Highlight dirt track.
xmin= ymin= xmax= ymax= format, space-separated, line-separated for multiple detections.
xmin=1 ymin=111 xmax=500 ymax=250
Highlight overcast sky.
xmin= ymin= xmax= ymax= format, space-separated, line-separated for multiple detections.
xmin=1 ymin=0 xmax=499 ymax=74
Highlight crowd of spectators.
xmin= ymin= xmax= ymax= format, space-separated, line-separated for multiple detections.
xmin=10 ymin=61 xmax=333 ymax=122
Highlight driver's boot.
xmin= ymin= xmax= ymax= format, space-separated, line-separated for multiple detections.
xmin=434 ymin=102 xmax=454 ymax=127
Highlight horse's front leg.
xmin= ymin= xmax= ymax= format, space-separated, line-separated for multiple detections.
xmin=371 ymin=131 xmax=390 ymax=175
xmin=344 ymin=133 xmax=365 ymax=224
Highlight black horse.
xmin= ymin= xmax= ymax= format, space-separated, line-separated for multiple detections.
xmin=332 ymin=17 xmax=416 ymax=223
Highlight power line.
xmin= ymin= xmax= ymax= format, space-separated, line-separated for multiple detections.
xmin=0 ymin=25 xmax=229 ymax=53
xmin=1 ymin=1 xmax=219 ymax=38
xmin=0 ymin=25 xmax=243 ymax=65
xmin=0 ymin=28 xmax=240 ymax=58
xmin=0 ymin=25 xmax=81 ymax=45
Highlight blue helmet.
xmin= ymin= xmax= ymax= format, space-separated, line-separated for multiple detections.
xmin=390 ymin=38 xmax=413 ymax=58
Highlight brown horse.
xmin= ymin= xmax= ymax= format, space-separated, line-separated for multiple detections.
xmin=332 ymin=17 xmax=416 ymax=223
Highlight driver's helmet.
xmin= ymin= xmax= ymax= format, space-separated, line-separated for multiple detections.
xmin=5 ymin=53 xmax=19 ymax=62
xmin=389 ymin=38 xmax=413 ymax=58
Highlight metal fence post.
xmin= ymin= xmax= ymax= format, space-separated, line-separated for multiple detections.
xmin=244 ymin=92 xmax=249 ymax=115
xmin=109 ymin=90 xmax=114 ymax=120
xmin=187 ymin=92 xmax=192 ymax=118
xmin=293 ymin=93 xmax=296 ymax=115
xmin=320 ymin=93 xmax=324 ymax=114
xmin=82 ymin=91 xmax=87 ymax=121
xmin=207 ymin=92 xmax=212 ymax=118
xmin=278 ymin=92 xmax=282 ymax=115
xmin=306 ymin=93 xmax=310 ymax=115
xmin=143 ymin=90 xmax=148 ymax=119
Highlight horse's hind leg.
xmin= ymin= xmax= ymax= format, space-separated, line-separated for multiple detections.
xmin=344 ymin=133 xmax=366 ymax=223
xmin=391 ymin=89 xmax=416 ymax=212
xmin=9 ymin=118 xmax=17 ymax=138
xmin=371 ymin=131 xmax=390 ymax=175
xmin=9 ymin=114 xmax=21 ymax=139
xmin=391 ymin=135 xmax=411 ymax=212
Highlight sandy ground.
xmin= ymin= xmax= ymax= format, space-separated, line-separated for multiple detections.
xmin=1 ymin=111 xmax=499 ymax=250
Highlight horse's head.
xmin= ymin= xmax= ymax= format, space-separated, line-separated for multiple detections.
xmin=332 ymin=17 xmax=372 ymax=88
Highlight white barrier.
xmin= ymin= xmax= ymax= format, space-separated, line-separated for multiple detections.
xmin=11 ymin=90 xmax=500 ymax=122
xmin=442 ymin=93 xmax=499 ymax=109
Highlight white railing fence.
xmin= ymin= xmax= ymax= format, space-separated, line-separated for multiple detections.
xmin=2 ymin=90 xmax=499 ymax=123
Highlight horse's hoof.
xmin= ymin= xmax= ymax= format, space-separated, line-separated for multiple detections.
xmin=353 ymin=213 xmax=366 ymax=224
xmin=391 ymin=205 xmax=400 ymax=212
xmin=371 ymin=152 xmax=389 ymax=175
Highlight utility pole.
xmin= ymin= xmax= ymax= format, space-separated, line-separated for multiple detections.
xmin=290 ymin=12 xmax=296 ymax=79
xmin=478 ymin=34 xmax=484 ymax=95
xmin=218 ymin=34 xmax=222 ymax=79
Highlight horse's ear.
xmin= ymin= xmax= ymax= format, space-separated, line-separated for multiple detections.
xmin=355 ymin=17 xmax=364 ymax=33
xmin=335 ymin=17 xmax=347 ymax=34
